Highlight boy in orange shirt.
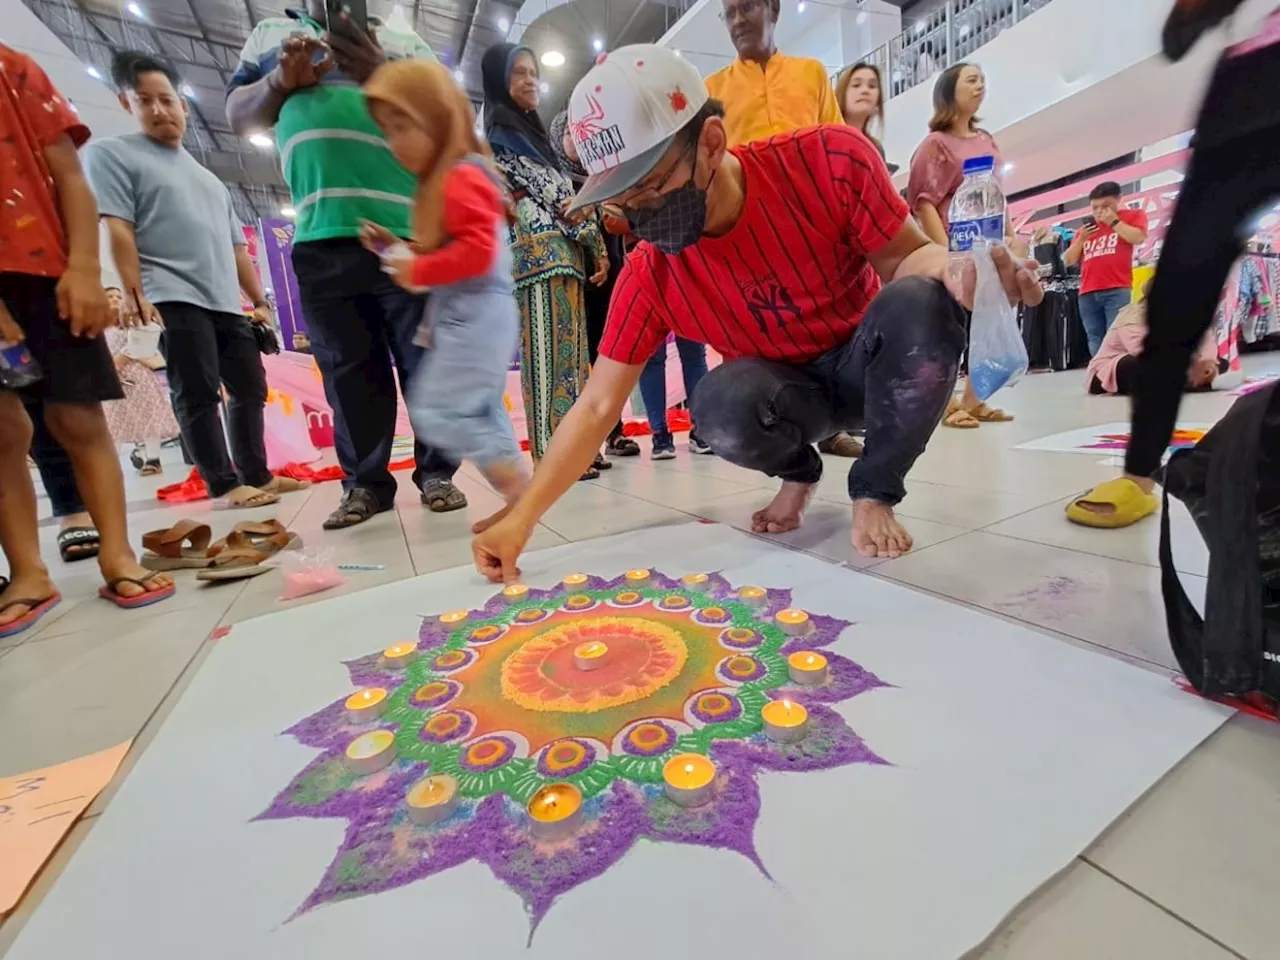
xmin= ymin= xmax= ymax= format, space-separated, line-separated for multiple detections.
xmin=0 ymin=44 xmax=174 ymax=636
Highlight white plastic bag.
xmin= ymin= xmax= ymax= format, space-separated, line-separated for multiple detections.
xmin=967 ymin=243 xmax=1028 ymax=401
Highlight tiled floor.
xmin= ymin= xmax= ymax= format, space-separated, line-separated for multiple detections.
xmin=4 ymin=359 xmax=1280 ymax=958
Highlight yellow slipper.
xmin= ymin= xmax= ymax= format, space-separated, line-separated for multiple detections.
xmin=1065 ymin=478 xmax=1159 ymax=529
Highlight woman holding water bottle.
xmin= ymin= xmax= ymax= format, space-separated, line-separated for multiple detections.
xmin=908 ymin=62 xmax=1024 ymax=429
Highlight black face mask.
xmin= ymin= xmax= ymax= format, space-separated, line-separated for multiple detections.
xmin=628 ymin=167 xmax=715 ymax=255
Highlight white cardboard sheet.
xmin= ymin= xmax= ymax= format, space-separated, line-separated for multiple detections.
xmin=7 ymin=524 xmax=1228 ymax=959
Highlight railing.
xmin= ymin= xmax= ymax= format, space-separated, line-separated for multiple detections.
xmin=843 ymin=0 xmax=1057 ymax=100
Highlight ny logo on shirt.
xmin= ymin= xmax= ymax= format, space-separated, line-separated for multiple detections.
xmin=739 ymin=275 xmax=801 ymax=334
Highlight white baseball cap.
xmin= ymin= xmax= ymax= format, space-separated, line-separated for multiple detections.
xmin=566 ymin=44 xmax=709 ymax=213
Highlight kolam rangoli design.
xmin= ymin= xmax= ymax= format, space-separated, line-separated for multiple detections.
xmin=259 ymin=572 xmax=890 ymax=934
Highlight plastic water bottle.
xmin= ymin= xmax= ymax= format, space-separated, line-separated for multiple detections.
xmin=0 ymin=341 xmax=41 ymax=390
xmin=948 ymin=155 xmax=1028 ymax=399
xmin=947 ymin=155 xmax=1005 ymax=254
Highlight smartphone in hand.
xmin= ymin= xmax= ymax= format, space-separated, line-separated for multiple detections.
xmin=326 ymin=0 xmax=367 ymax=33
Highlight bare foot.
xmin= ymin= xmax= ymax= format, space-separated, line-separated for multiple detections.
xmin=472 ymin=503 xmax=512 ymax=535
xmin=751 ymin=481 xmax=815 ymax=534
xmin=262 ymin=476 xmax=310 ymax=495
xmin=99 ymin=553 xmax=175 ymax=601
xmin=224 ymin=485 xmax=280 ymax=509
xmin=0 ymin=571 xmax=58 ymax=629
xmin=851 ymin=499 xmax=914 ymax=559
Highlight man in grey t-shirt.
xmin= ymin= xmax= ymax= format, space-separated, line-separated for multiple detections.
xmin=83 ymin=51 xmax=305 ymax=508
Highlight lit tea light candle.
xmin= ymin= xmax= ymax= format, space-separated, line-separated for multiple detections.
xmin=406 ymin=774 xmax=459 ymax=826
xmin=344 ymin=687 xmax=388 ymax=723
xmin=501 ymin=583 xmax=530 ymax=603
xmin=438 ymin=609 xmax=469 ymax=626
xmin=381 ymin=642 xmax=417 ymax=669
xmin=624 ymin=568 xmax=651 ymax=586
xmin=527 ymin=782 xmax=583 ymax=840
xmin=761 ymin=699 xmax=809 ymax=743
xmin=573 ymin=641 xmax=609 ymax=671
xmin=787 ymin=650 xmax=829 ymax=685
xmin=681 ymin=573 xmax=710 ymax=591
xmin=660 ymin=594 xmax=690 ymax=610
xmin=737 ymin=585 xmax=767 ymax=607
xmin=775 ymin=608 xmax=812 ymax=636
xmin=345 ymin=729 xmax=396 ymax=775
xmin=562 ymin=573 xmax=589 ymax=593
xmin=565 ymin=594 xmax=595 ymax=611
xmin=663 ymin=753 xmax=717 ymax=808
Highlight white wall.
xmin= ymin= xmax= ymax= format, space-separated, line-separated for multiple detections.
xmin=882 ymin=0 xmax=1277 ymax=193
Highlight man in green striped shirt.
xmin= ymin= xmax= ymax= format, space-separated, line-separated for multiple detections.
xmin=226 ymin=3 xmax=467 ymax=528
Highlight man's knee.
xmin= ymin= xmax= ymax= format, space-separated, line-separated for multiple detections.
xmin=43 ymin=402 xmax=108 ymax=449
xmin=689 ymin=362 xmax=769 ymax=463
xmin=869 ymin=277 xmax=966 ymax=353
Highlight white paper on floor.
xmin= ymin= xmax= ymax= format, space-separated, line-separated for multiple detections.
xmin=1015 ymin=421 xmax=1213 ymax=459
xmin=6 ymin=523 xmax=1229 ymax=960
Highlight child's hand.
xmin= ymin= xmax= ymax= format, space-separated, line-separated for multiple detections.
xmin=379 ymin=243 xmax=428 ymax=293
xmin=359 ymin=220 xmax=398 ymax=256
xmin=0 ymin=299 xmax=24 ymax=344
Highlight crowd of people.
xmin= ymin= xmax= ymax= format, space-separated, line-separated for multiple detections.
xmin=0 ymin=0 xmax=1267 ymax=630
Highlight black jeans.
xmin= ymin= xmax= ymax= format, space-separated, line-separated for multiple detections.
xmin=1129 ymin=110 xmax=1280 ymax=474
xmin=691 ymin=277 xmax=966 ymax=504
xmin=292 ymin=239 xmax=457 ymax=507
xmin=157 ymin=301 xmax=271 ymax=499
xmin=25 ymin=398 xmax=83 ymax=517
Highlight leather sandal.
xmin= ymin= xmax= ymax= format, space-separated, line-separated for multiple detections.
xmin=140 ymin=520 xmax=217 ymax=570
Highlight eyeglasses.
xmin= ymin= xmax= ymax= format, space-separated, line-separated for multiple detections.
xmin=719 ymin=0 xmax=764 ymax=22
xmin=618 ymin=142 xmax=695 ymax=211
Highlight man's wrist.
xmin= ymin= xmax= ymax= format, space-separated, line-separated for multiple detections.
xmin=267 ymin=66 xmax=292 ymax=95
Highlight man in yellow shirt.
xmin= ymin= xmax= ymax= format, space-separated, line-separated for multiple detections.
xmin=706 ymin=0 xmax=860 ymax=457
xmin=705 ymin=0 xmax=841 ymax=148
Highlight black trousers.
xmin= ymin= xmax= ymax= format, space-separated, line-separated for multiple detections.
xmin=157 ymin=301 xmax=271 ymax=498
xmin=691 ymin=277 xmax=966 ymax=505
xmin=1129 ymin=52 xmax=1280 ymax=477
xmin=25 ymin=398 xmax=83 ymax=517
xmin=291 ymin=239 xmax=457 ymax=507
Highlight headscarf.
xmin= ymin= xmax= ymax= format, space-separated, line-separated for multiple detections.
xmin=548 ymin=110 xmax=587 ymax=186
xmin=481 ymin=42 xmax=560 ymax=170
xmin=364 ymin=59 xmax=491 ymax=253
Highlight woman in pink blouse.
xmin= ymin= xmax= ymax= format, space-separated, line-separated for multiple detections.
xmin=908 ymin=62 xmax=1019 ymax=428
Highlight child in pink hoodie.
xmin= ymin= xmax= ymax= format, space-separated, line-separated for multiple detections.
xmin=1085 ymin=279 xmax=1219 ymax=395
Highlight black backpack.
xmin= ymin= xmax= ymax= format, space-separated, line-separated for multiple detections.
xmin=1160 ymin=381 xmax=1280 ymax=703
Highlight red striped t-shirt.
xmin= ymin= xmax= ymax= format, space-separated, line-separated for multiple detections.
xmin=599 ymin=125 xmax=909 ymax=366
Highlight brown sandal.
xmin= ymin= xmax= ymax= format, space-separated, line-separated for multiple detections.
xmin=969 ymin=402 xmax=1015 ymax=422
xmin=140 ymin=520 xmax=217 ymax=571
xmin=211 ymin=519 xmax=302 ymax=556
xmin=196 ymin=531 xmax=272 ymax=582
xmin=942 ymin=400 xmax=981 ymax=429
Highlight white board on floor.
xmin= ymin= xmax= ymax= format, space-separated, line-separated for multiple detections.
xmin=6 ymin=524 xmax=1228 ymax=960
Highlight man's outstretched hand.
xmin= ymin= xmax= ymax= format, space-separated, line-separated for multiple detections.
xmin=945 ymin=245 xmax=1044 ymax=310
xmin=472 ymin=512 xmax=530 ymax=584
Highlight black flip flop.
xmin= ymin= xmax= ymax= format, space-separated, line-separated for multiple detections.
xmin=57 ymin=526 xmax=100 ymax=563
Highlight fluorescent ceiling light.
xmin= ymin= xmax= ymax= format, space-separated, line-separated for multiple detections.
xmin=497 ymin=16 xmax=509 ymax=31
xmin=127 ymin=2 xmax=144 ymax=17
xmin=453 ymin=68 xmax=465 ymax=82
xmin=86 ymin=65 xmax=102 ymax=79
xmin=280 ymin=206 xmax=296 ymax=218
xmin=180 ymin=83 xmax=195 ymax=98
xmin=249 ymin=133 xmax=273 ymax=148
xmin=541 ymin=50 xmax=565 ymax=67
xmin=592 ymin=37 xmax=604 ymax=53
xmin=538 ymin=81 xmax=549 ymax=93
xmin=1002 ymin=162 xmax=1015 ymax=174
xmin=797 ymin=1 xmax=805 ymax=11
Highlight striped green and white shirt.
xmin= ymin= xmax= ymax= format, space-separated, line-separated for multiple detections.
xmin=228 ymin=10 xmax=436 ymax=243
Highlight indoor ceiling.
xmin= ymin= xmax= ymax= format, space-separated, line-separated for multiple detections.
xmin=18 ymin=0 xmax=694 ymax=222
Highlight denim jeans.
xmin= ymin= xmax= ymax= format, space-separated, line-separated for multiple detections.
xmin=690 ymin=277 xmax=966 ymax=504
xmin=292 ymin=239 xmax=458 ymax=508
xmin=157 ymin=302 xmax=272 ymax=499
xmin=407 ymin=288 xmax=521 ymax=468
xmin=1078 ymin=287 xmax=1132 ymax=357
xmin=638 ymin=337 xmax=708 ymax=434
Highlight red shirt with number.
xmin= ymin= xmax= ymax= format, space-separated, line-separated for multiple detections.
xmin=0 ymin=44 xmax=91 ymax=278
xmin=1079 ymin=207 xmax=1148 ymax=295
xmin=599 ymin=126 xmax=909 ymax=365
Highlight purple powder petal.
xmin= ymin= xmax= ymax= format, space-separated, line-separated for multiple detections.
xmin=769 ymin=654 xmax=891 ymax=705
xmin=647 ymin=765 xmax=768 ymax=877
xmin=714 ymin=705 xmax=890 ymax=773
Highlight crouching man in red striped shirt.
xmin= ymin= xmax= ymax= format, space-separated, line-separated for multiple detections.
xmin=472 ymin=45 xmax=1042 ymax=580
